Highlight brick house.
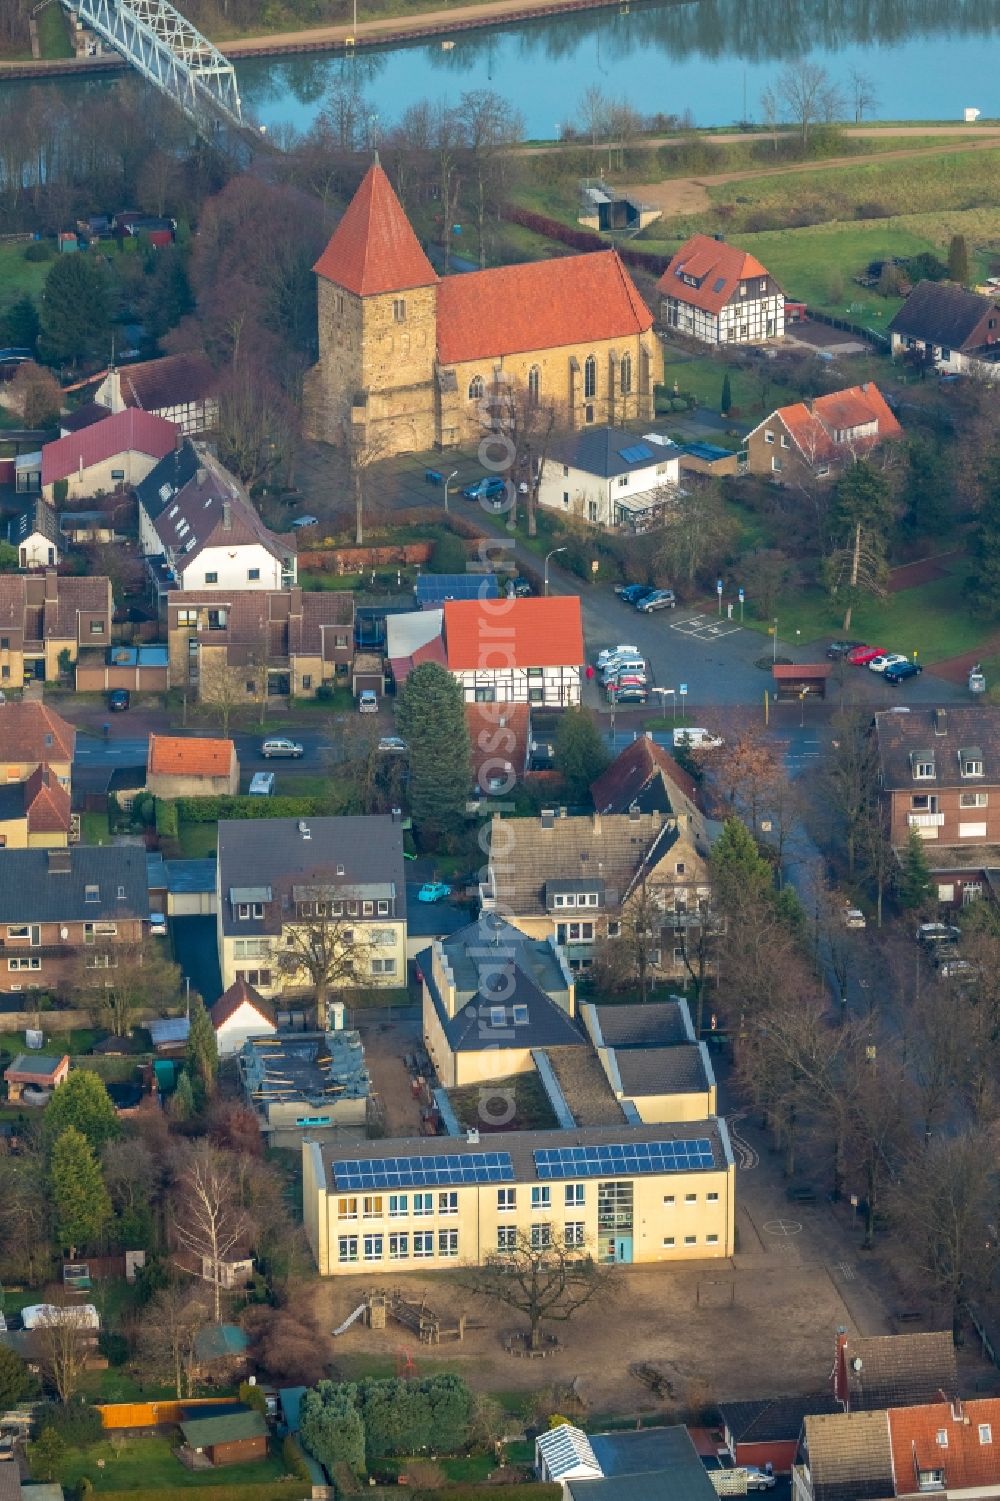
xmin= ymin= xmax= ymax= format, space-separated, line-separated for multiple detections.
xmin=873 ymin=706 xmax=1000 ymax=906
xmin=146 ymin=734 xmax=239 ymax=798
xmin=745 ymin=383 xmax=902 ymax=482
xmin=656 ymin=233 xmax=784 ymax=346
xmin=0 ymin=845 xmax=149 ymax=995
xmin=0 ymin=702 xmax=75 ymax=787
xmin=167 ymin=586 xmax=354 ymax=702
xmin=0 ymin=571 xmax=112 ymax=687
xmin=888 ymin=280 xmax=1000 ymax=376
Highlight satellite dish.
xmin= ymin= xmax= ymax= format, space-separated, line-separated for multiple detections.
xmin=852 ymin=1357 xmax=863 ymax=1373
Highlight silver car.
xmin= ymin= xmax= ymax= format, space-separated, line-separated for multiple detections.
xmin=261 ymin=737 xmax=303 ymax=758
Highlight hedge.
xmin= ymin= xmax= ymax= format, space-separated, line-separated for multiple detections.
xmin=174 ymin=795 xmax=328 ymax=824
xmin=97 ymin=1487 xmax=310 ymax=1501
xmin=413 ymin=1488 xmax=559 ymax=1500
xmin=154 ymin=798 xmax=178 ymax=837
xmin=502 ymin=206 xmax=670 ymax=276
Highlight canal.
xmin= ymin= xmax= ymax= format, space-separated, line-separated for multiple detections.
xmin=10 ymin=0 xmax=1000 ymax=140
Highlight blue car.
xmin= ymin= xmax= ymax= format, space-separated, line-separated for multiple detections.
xmin=418 ymin=881 xmax=452 ymax=903
xmin=884 ymin=661 xmax=923 ymax=683
xmin=617 ymin=583 xmax=654 ymax=605
xmin=462 ymin=475 xmax=507 ymax=501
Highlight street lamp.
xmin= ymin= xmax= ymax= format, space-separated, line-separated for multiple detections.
xmin=443 ymin=469 xmax=458 ymax=514
xmin=772 ymin=617 xmax=779 ymax=664
xmin=544 ymin=546 xmax=567 ymax=596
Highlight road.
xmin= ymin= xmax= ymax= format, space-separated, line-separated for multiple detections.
xmin=72 ymin=726 xmax=346 ymax=778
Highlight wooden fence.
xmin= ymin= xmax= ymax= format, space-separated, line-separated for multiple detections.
xmin=98 ymin=1397 xmax=233 ymax=1429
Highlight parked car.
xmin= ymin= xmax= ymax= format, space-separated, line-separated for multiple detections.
xmin=107 ymin=689 xmax=130 ymax=712
xmin=597 ymin=645 xmax=640 ymax=670
xmin=938 ymin=956 xmax=977 ymax=980
xmin=462 ymin=475 xmax=506 ymax=501
xmin=843 ymin=907 xmax=867 ymax=929
xmin=636 ymin=588 xmax=677 ymax=612
xmin=378 ymin=736 xmax=407 ymax=753
xmin=885 ymin=661 xmax=923 ymax=683
xmin=743 ymin=1467 xmax=777 ymax=1492
xmin=847 ymin=645 xmax=887 ymax=666
xmin=359 ymin=690 xmax=378 ymax=713
xmin=262 ymin=737 xmax=303 ymax=758
xmin=418 ymin=881 xmax=452 ymax=903
xmin=867 ymin=653 xmax=909 ymax=674
xmin=290 ymin=514 xmax=319 ymax=529
xmin=673 ymin=727 xmax=724 ymax=750
xmin=826 ymin=640 xmax=864 ymax=659
xmin=510 ymin=576 xmax=533 ymax=597
xmin=249 ymin=771 xmax=275 ymax=796
xmin=149 ymin=912 xmax=167 ymax=937
xmin=917 ymin=922 xmax=962 ymax=946
xmin=616 ymin=583 xmax=655 ymax=605
xmin=612 ymin=688 xmax=648 ymax=704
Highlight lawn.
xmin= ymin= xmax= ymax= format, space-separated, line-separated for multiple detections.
xmin=739 ymin=221 xmax=933 ymax=323
xmin=0 ymin=242 xmax=52 ymax=312
xmin=177 ymin=821 xmax=219 ymax=859
xmin=61 ymin=1434 xmax=289 ymax=1491
xmin=0 ymin=1027 xmax=101 ymax=1056
xmin=743 ymin=565 xmax=987 ymax=662
xmin=81 ymin=810 xmax=111 ymax=845
xmin=35 ymin=2 xmax=72 ymax=57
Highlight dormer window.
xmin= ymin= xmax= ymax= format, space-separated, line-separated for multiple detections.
xmin=912 ymin=752 xmax=935 ymax=780
xmin=960 ymin=747 xmax=984 ymax=777
xmin=490 ymin=1006 xmax=505 ymax=1028
xmin=513 ymin=1004 xmax=529 ymax=1026
xmin=84 ymin=884 xmax=99 ymax=903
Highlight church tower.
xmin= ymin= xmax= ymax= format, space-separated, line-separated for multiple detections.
xmin=304 ymin=162 xmax=439 ymax=456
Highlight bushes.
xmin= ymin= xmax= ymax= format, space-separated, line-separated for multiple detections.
xmin=44 ymin=1400 xmax=104 ymax=1448
xmin=300 ymin=1373 xmax=473 ymax=1474
xmin=24 ymin=240 xmax=54 ymax=262
xmin=88 ymin=1489 xmax=310 ymax=1501
xmin=413 ymin=1489 xmax=560 ymax=1500
xmin=175 ymin=794 xmax=328 ymax=823
xmin=282 ymin=1434 xmax=311 ymax=1482
xmin=154 ymin=798 xmax=178 ymax=837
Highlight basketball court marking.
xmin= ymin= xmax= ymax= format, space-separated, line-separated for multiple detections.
xmin=670 ymin=612 xmax=743 ymax=641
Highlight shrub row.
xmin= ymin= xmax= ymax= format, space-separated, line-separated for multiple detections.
xmin=96 ymin=1488 xmax=309 ymax=1501
xmin=174 ymin=795 xmax=327 ymax=824
xmin=503 ymin=206 xmax=670 ymax=276
xmin=412 ymin=1487 xmax=560 ymax=1500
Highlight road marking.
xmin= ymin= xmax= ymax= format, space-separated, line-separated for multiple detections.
xmin=669 ymin=612 xmax=742 ymax=641
xmin=762 ymin=1219 xmax=802 ymax=1237
xmin=730 ymin=1130 xmax=759 ymax=1170
xmin=835 ymin=1260 xmax=856 ymax=1282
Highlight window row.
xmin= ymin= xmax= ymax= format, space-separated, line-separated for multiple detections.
xmin=497 ymin=1222 xmax=585 ymax=1251
xmin=297 ymin=899 xmax=391 ymax=918
xmin=338 ymin=1191 xmax=458 ymax=1220
xmin=202 ymin=569 xmax=262 ymax=585
xmin=338 ymin=1230 xmax=458 ymax=1263
xmin=663 ymin=1192 xmax=720 ymax=1205
xmin=663 ymin=1234 xmax=719 ymax=1246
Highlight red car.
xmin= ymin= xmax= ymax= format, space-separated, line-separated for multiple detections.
xmin=847 ymin=645 xmax=886 ymax=666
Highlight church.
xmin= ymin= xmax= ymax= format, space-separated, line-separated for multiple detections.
xmin=303 ymin=162 xmax=661 ymax=457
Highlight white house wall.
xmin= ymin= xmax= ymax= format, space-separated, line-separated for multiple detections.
xmin=46 ymin=450 xmax=164 ymax=502
xmin=538 ymin=457 xmax=680 ymax=529
xmin=453 ymin=666 xmax=580 ymax=707
xmin=215 ymin=1004 xmax=277 ymax=1058
xmin=663 ymin=293 xmax=784 ymax=346
xmin=180 ymin=541 xmax=288 ymax=592
xmin=18 ymin=531 xmax=58 ymax=569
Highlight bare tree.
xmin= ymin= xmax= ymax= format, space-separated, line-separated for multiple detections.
xmin=0 ymin=1150 xmax=51 ymax=1283
xmin=774 ymin=62 xmax=843 ymax=146
xmin=759 ymin=85 xmax=780 ymax=152
xmin=9 ymin=362 xmax=61 ymax=428
xmin=461 ymin=91 xmax=525 ymax=269
xmin=824 ymin=708 xmax=880 ymax=877
xmin=276 ymin=891 xmax=375 ymax=1016
xmin=717 ymin=725 xmax=783 ymax=833
xmin=171 ymin=1141 xmax=253 ymax=1322
xmin=29 ymin=1303 xmax=96 ymax=1404
xmin=578 ymin=85 xmax=610 ymax=150
xmin=483 ymin=373 xmax=564 ymax=538
xmin=848 ymin=67 xmax=879 ymax=124
xmin=198 ymin=653 xmax=262 ymax=736
xmin=460 ymin=1229 xmax=613 ymax=1350
xmin=650 ymin=483 xmax=737 ymax=592
xmin=73 ymin=934 xmax=181 ymax=1037
xmin=134 ymin=1284 xmax=211 ymax=1398
xmin=433 ymin=102 xmax=464 ymax=274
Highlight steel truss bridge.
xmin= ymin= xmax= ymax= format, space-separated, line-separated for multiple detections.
xmin=61 ymin=0 xmax=244 ymax=135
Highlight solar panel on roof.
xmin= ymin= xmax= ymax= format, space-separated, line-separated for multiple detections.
xmin=617 ymin=443 xmax=654 ymax=465
xmin=533 ymin=1140 xmax=715 ymax=1179
xmin=415 ymin=574 xmax=500 ymax=604
xmin=331 ymin=1151 xmax=515 ymax=1191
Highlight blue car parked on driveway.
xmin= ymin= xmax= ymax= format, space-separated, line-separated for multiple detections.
xmin=462 ymin=475 xmax=507 ymax=501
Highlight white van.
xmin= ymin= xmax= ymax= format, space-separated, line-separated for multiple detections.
xmin=602 ymin=657 xmax=646 ymax=683
xmin=249 ymin=771 xmax=275 ymax=796
xmin=673 ymin=727 xmax=724 ymax=750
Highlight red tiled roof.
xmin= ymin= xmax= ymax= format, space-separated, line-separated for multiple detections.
xmin=759 ymin=384 xmax=902 ymax=465
xmin=210 ymin=976 xmax=276 ymax=1031
xmin=148 ymin=734 xmax=235 ymax=778
xmin=656 ymin=233 xmax=774 ymax=316
xmin=590 ymin=734 xmax=699 ymax=813
xmin=466 ymin=702 xmax=531 ymax=788
xmin=313 ymin=163 xmax=438 ymax=296
xmin=118 ymin=353 xmax=217 ymax=412
xmin=437 ymin=250 xmax=653 ymax=365
xmin=23 ymin=764 xmax=71 ymax=834
xmin=443 ymin=597 xmax=584 ymax=671
xmin=41 ymin=409 xmax=177 ymax=487
xmin=390 ymin=634 xmax=447 ymax=687
xmin=888 ymin=1400 xmax=1000 ymax=1494
xmin=0 ymin=702 xmax=76 ymax=764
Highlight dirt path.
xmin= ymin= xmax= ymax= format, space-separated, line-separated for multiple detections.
xmin=626 ymin=131 xmax=1000 ymax=219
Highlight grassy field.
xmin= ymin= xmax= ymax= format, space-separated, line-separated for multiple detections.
xmin=61 ymin=1434 xmax=289 ymax=1491
xmin=744 ymin=564 xmax=986 ymax=661
xmin=0 ymin=242 xmax=52 ymax=312
xmin=80 ymin=810 xmax=111 ymax=845
xmin=35 ymin=2 xmax=72 ymax=57
xmin=177 ymin=821 xmax=219 ymax=859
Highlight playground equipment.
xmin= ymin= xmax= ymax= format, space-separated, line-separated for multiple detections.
xmin=333 ymin=1289 xmax=464 ymax=1344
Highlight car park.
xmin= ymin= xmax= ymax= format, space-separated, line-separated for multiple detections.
xmin=917 ymin=922 xmax=961 ymax=946
xmin=867 ymin=653 xmax=909 ymax=674
xmin=108 ymin=689 xmax=130 ymax=712
xmin=617 ymin=584 xmax=655 ymax=605
xmin=462 ymin=475 xmax=506 ymax=501
xmin=262 ymin=737 xmax=303 ymax=758
xmin=635 ymin=588 xmax=676 ymax=611
xmin=826 ymin=640 xmax=864 ymax=659
xmin=885 ymin=661 xmax=923 ymax=683
xmin=612 ymin=688 xmax=648 ymax=704
xmin=597 ymin=645 xmax=640 ymax=670
xmin=847 ymin=645 xmax=887 ymax=666
xmin=418 ymin=881 xmax=452 ymax=903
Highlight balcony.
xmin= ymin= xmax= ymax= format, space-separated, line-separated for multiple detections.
xmin=907 ymin=812 xmax=945 ymax=828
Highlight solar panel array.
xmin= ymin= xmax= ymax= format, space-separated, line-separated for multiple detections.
xmin=415 ymin=574 xmax=500 ymax=604
xmin=617 ymin=443 xmax=654 ymax=465
xmin=534 ymin=1139 xmax=715 ymax=1179
xmin=332 ymin=1151 xmax=515 ymax=1190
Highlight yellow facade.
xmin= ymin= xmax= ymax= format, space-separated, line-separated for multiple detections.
xmin=0 ymin=758 xmax=72 ymax=790
xmin=0 ymin=815 xmax=67 ymax=850
xmin=302 ymin=1130 xmax=735 ymax=1277
xmin=218 ymin=916 xmax=407 ymax=997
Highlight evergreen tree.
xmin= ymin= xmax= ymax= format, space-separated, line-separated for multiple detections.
xmin=554 ymin=707 xmax=609 ymax=802
xmin=0 ymin=1344 xmax=37 ymax=1411
xmin=28 ymin=1427 xmax=66 ymax=1483
xmin=0 ymin=295 xmax=40 ymax=351
xmin=169 ymin=1068 xmax=195 ymax=1121
xmin=710 ymin=817 xmax=774 ymax=910
xmin=948 ymin=233 xmax=970 ymax=286
xmin=185 ymin=1001 xmax=218 ymax=1106
xmin=898 ymin=826 xmax=934 ymax=910
xmin=899 ymin=435 xmax=951 ymax=540
xmin=43 ymin=1070 xmax=120 ymax=1156
xmin=49 ymin=1128 xmax=112 ymax=1251
xmin=396 ymin=662 xmax=472 ymax=842
xmin=299 ymin=1381 xmax=366 ymax=1475
xmin=968 ymin=452 xmax=1000 ymax=618
xmin=721 ymin=371 xmax=732 ymax=414
xmin=38 ymin=255 xmax=111 ymax=367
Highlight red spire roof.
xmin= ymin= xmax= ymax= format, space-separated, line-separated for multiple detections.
xmin=313 ymin=162 xmax=438 ymax=297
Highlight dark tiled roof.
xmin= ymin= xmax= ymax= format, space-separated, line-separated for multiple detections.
xmin=9 ymin=497 xmax=59 ymax=547
xmin=0 ymin=573 xmax=111 ymax=644
xmin=135 ymin=437 xmax=202 ymax=519
xmin=429 ymin=963 xmax=584 ymax=1055
xmin=145 ymin=444 xmax=291 ymax=569
xmin=591 ymin=736 xmax=699 ymax=814
xmin=548 ymin=427 xmax=677 ymax=481
xmin=169 ymin=587 xmax=353 ymax=656
xmin=567 ymin=1474 xmax=684 ymax=1501
xmin=180 ymin=1409 xmax=265 ymax=1447
xmin=803 ymin=1411 xmax=894 ymax=1501
xmin=874 ymin=706 xmax=1000 ymax=790
xmin=720 ymin=1394 xmax=841 ymax=1444
xmin=488 ymin=810 xmax=677 ymax=917
xmin=611 ymin=1042 xmax=710 ymax=1096
xmin=0 ymin=845 xmax=148 ymax=922
xmin=589 ymin=1001 xmax=691 ymax=1048
xmin=118 ymin=352 xmax=216 ymax=413
xmin=60 ymin=401 xmax=111 ymax=434
xmin=843 ymin=1331 xmax=957 ymax=1410
xmin=887 ymin=280 xmax=1000 ymax=350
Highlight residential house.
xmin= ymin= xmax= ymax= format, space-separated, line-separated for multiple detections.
xmin=794 ymin=1409 xmax=895 ymax=1501
xmin=216 ymin=814 xmax=407 ymax=997
xmin=538 ymin=428 xmax=682 ymax=532
xmin=4 ymin=1052 xmax=70 ymax=1101
xmin=0 ymin=844 xmax=148 ymax=995
xmin=0 ymin=766 xmax=72 ymax=848
xmin=832 ymin=1329 xmax=958 ymax=1412
xmin=302 ymin=1117 xmax=735 ymax=1275
xmin=420 ymin=913 xmax=582 ymax=1088
xmin=590 ymin=733 xmax=701 ymax=818
xmin=467 ymin=701 xmax=531 ymax=797
xmin=210 ymin=976 xmax=278 ymax=1058
xmin=0 ymin=702 xmax=75 ymax=787
xmin=59 ymin=401 xmax=111 ymax=437
xmin=386 ymin=608 xmax=445 ymax=689
xmin=539 ymin=1424 xmax=721 ymax=1500
xmin=444 ymin=596 xmax=584 ymax=707
xmin=167 ymin=586 xmax=354 ymax=701
xmin=481 ymin=806 xmax=712 ymax=974
xmin=657 ymin=233 xmax=785 ymax=345
xmin=40 ymin=409 xmax=177 ymax=501
xmin=873 ymin=706 xmax=1000 ymax=906
xmin=581 ymin=997 xmax=716 ymax=1124
xmin=719 ymin=1395 xmax=842 ymax=1476
xmin=238 ymin=1028 xmax=369 ymax=1145
xmin=137 ymin=441 xmax=295 ymax=599
xmin=745 ymin=383 xmax=902 ymax=482
xmin=146 ymin=734 xmax=239 ymax=798
xmin=94 ymin=353 xmax=219 ymax=435
xmin=179 ymin=1408 xmax=267 ymax=1467
xmin=8 ymin=498 xmax=60 ymax=569
xmin=0 ymin=571 xmax=113 ymax=687
xmin=888 ymin=280 xmax=1000 ymax=376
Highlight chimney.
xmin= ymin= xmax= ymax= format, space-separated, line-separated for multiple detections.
xmin=628 ymin=802 xmax=641 ymax=822
xmin=714 ymin=232 xmax=725 ymax=243
xmin=934 ymin=708 xmax=948 ymax=737
xmin=466 ymin=1128 xmax=480 ymax=1145
xmin=861 ymin=381 xmax=870 ymax=394
xmin=391 ymin=807 xmax=402 ymax=824
xmin=592 ymin=813 xmax=602 ymax=836
xmin=833 ymin=1328 xmax=850 ymax=1409
xmin=47 ymin=848 xmax=71 ymax=874
xmin=44 ymin=569 xmax=57 ymax=602
xmin=951 ymin=1398 xmax=964 ymax=1424
xmin=196 ymin=467 xmax=206 ymax=485
xmin=222 ymin=500 xmax=231 ymax=531
xmin=290 ymin=586 xmax=303 ymax=613
xmin=805 ymin=397 xmax=814 ymax=414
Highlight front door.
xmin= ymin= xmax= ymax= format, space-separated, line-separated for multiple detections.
xmin=614 ymin=1236 xmax=633 ymax=1264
